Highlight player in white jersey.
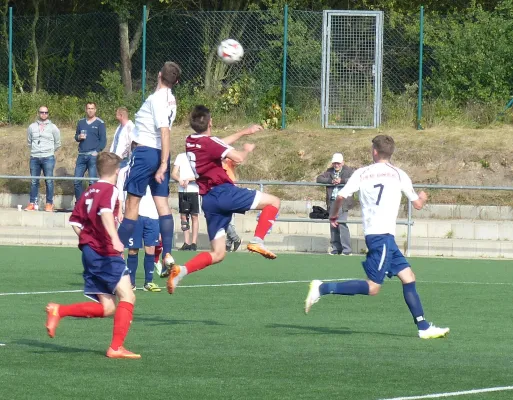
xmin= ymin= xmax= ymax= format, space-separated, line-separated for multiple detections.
xmin=117 ymin=166 xmax=161 ymax=292
xmin=117 ymin=62 xmax=181 ymax=278
xmin=305 ymin=135 xmax=450 ymax=339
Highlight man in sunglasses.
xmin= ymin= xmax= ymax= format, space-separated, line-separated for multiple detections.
xmin=25 ymin=106 xmax=61 ymax=212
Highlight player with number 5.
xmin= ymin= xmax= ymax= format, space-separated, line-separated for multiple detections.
xmin=305 ymin=135 xmax=450 ymax=339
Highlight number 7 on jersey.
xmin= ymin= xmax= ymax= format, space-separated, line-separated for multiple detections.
xmin=374 ymin=184 xmax=384 ymax=205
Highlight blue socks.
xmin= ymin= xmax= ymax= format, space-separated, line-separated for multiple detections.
xmin=118 ymin=218 xmax=137 ymax=247
xmin=402 ymin=282 xmax=430 ymax=330
xmin=127 ymin=254 xmax=138 ymax=286
xmin=144 ymin=253 xmax=154 ymax=284
xmin=159 ymin=214 xmax=174 ymax=255
xmin=319 ymin=280 xmax=370 ymax=296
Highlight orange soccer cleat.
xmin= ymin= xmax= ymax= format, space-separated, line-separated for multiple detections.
xmin=24 ymin=203 xmax=36 ymax=211
xmin=45 ymin=303 xmax=61 ymax=338
xmin=167 ymin=265 xmax=187 ymax=294
xmin=44 ymin=203 xmax=54 ymax=212
xmin=106 ymin=346 xmax=141 ymax=359
xmin=247 ymin=243 xmax=277 ymax=260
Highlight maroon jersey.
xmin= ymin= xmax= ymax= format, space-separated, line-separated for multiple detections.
xmin=186 ymin=134 xmax=234 ymax=194
xmin=69 ymin=181 xmax=121 ymax=257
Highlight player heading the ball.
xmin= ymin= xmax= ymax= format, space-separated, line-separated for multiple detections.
xmin=117 ymin=61 xmax=181 ymax=278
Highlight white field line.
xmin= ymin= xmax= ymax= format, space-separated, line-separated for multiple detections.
xmin=0 ymin=278 xmax=511 ymax=297
xmin=378 ymin=385 xmax=513 ymax=399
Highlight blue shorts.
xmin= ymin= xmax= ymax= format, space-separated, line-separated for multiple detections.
xmin=127 ymin=216 xmax=160 ymax=249
xmin=82 ymin=245 xmax=129 ymax=302
xmin=362 ymin=234 xmax=410 ymax=284
xmin=202 ymin=183 xmax=260 ymax=241
xmin=124 ymin=146 xmax=170 ymax=198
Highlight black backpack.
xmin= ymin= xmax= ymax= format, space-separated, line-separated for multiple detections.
xmin=309 ymin=205 xmax=329 ymax=219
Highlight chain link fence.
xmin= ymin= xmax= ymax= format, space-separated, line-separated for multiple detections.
xmin=2 ymin=7 xmax=511 ymax=128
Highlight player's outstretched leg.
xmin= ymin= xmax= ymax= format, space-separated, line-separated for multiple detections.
xmin=45 ymin=302 xmax=105 ymax=338
xmin=167 ymin=236 xmax=227 ymax=294
xmin=247 ymin=193 xmax=280 ymax=259
xmin=304 ymin=279 xmax=370 ymax=314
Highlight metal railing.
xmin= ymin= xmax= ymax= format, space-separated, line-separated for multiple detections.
xmin=1 ymin=174 xmax=512 ymax=256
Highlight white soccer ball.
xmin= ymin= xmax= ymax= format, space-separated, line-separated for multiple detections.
xmin=217 ymin=39 xmax=244 ymax=64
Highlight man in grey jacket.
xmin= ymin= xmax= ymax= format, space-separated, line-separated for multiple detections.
xmin=316 ymin=153 xmax=354 ymax=255
xmin=25 ymin=106 xmax=61 ymax=212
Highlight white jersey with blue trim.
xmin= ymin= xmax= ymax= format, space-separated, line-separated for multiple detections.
xmin=338 ymin=162 xmax=419 ymax=236
xmin=133 ymin=87 xmax=176 ymax=150
xmin=116 ymin=166 xmax=159 ymax=220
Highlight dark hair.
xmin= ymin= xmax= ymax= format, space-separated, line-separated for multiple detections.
xmin=189 ymin=105 xmax=211 ymax=133
xmin=86 ymin=102 xmax=96 ymax=108
xmin=96 ymin=152 xmax=121 ymax=177
xmin=372 ymin=135 xmax=395 ymax=160
xmin=160 ymin=62 xmax=181 ymax=87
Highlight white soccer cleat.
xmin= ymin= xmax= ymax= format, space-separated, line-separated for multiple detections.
xmin=304 ymin=280 xmax=323 ymax=314
xmin=418 ymin=323 xmax=450 ymax=339
xmin=164 ymin=253 xmax=175 ymax=269
xmin=154 ymin=261 xmax=162 ymax=276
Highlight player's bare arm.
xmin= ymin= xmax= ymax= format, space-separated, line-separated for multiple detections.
xmin=412 ymin=190 xmax=428 ymax=210
xmin=72 ymin=225 xmax=82 ymax=236
xmin=226 ymin=143 xmax=255 ymax=164
xmin=101 ymin=212 xmax=124 ymax=253
xmin=155 ymin=126 xmax=171 ymax=184
xmin=329 ymin=195 xmax=345 ymax=227
xmin=222 ymin=125 xmax=263 ymax=145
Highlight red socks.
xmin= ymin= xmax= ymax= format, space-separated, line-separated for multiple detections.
xmin=254 ymin=205 xmax=279 ymax=240
xmin=110 ymin=301 xmax=134 ymax=351
xmin=185 ymin=252 xmax=213 ymax=274
xmin=59 ymin=302 xmax=105 ymax=318
xmin=154 ymin=241 xmax=163 ymax=263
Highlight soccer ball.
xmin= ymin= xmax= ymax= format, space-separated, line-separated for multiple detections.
xmin=217 ymin=39 xmax=244 ymax=64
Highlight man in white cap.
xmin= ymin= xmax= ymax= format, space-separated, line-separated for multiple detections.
xmin=316 ymin=153 xmax=354 ymax=255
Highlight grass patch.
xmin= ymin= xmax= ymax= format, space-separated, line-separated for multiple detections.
xmin=0 ymin=247 xmax=513 ymax=399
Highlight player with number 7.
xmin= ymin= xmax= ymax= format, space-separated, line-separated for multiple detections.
xmin=305 ymin=135 xmax=450 ymax=339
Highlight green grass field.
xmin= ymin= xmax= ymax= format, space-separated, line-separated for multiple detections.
xmin=0 ymin=246 xmax=512 ymax=400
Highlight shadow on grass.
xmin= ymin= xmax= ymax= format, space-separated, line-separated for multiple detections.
xmin=14 ymin=339 xmax=105 ymax=355
xmin=135 ymin=315 xmax=225 ymax=327
xmin=266 ymin=323 xmax=412 ymax=338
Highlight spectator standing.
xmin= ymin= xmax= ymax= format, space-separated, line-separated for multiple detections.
xmin=171 ymin=152 xmax=200 ymax=251
xmin=110 ymin=107 xmax=135 ymax=168
xmin=74 ymin=102 xmax=107 ymax=201
xmin=25 ymin=106 xmax=61 ymax=212
xmin=316 ymin=153 xmax=354 ymax=255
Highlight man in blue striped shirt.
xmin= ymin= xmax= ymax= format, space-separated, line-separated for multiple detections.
xmin=74 ymin=102 xmax=107 ymax=201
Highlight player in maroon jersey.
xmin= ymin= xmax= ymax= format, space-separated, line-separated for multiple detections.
xmin=45 ymin=152 xmax=140 ymax=359
xmin=166 ymin=105 xmax=281 ymax=294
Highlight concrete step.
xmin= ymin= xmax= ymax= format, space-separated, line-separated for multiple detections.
xmin=2 ymin=208 xmax=512 ymax=241
xmin=1 ymin=225 xmax=512 ymax=259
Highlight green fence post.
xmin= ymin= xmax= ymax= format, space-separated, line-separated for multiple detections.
xmin=8 ymin=6 xmax=13 ymax=123
xmin=416 ymin=6 xmax=424 ymax=130
xmin=141 ymin=5 xmax=147 ymax=103
xmin=281 ymin=4 xmax=289 ymax=130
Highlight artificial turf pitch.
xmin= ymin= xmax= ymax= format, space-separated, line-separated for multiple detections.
xmin=0 ymin=246 xmax=512 ymax=400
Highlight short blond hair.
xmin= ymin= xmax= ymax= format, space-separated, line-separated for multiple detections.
xmin=96 ymin=152 xmax=121 ymax=177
